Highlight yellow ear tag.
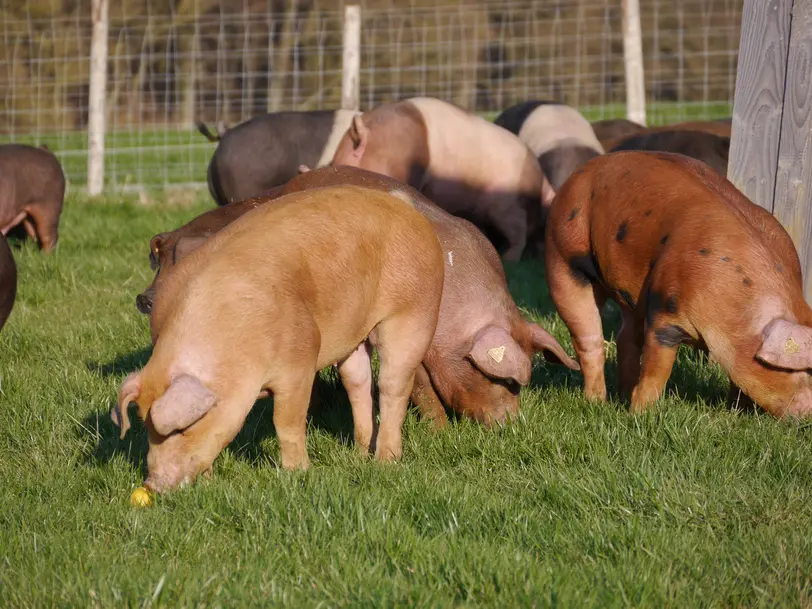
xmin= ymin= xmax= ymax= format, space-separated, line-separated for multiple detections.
xmin=784 ymin=337 xmax=801 ymax=354
xmin=487 ymin=346 xmax=506 ymax=363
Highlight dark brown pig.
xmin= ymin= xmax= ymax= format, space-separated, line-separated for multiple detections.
xmin=113 ymin=186 xmax=445 ymax=492
xmin=0 ymin=234 xmax=17 ymax=333
xmin=197 ymin=109 xmax=359 ymax=205
xmin=329 ymin=97 xmax=555 ymax=261
xmin=602 ymin=119 xmax=732 ymax=152
xmin=0 ymin=144 xmax=65 ymax=252
xmin=591 ymin=118 xmax=646 ymax=150
xmin=545 ymin=151 xmax=812 ymax=418
xmin=611 ymin=130 xmax=730 ymax=177
xmin=139 ymin=166 xmax=579 ymax=427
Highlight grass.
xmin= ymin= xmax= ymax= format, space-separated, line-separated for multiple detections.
xmin=1 ymin=190 xmax=811 ymax=607
xmin=6 ymin=101 xmax=733 ymax=190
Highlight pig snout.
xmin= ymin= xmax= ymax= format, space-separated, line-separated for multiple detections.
xmin=136 ymin=290 xmax=154 ymax=315
xmin=144 ymin=446 xmax=203 ymax=494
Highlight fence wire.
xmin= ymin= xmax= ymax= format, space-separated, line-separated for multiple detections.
xmin=0 ymin=0 xmax=742 ymax=191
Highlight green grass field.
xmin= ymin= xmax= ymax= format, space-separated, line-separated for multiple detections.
xmin=1 ymin=190 xmax=811 ymax=607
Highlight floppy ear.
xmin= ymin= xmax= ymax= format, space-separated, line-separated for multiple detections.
xmin=172 ymin=235 xmax=210 ymax=264
xmin=756 ymin=319 xmax=812 ymax=370
xmin=111 ymin=372 xmax=141 ymax=440
xmin=149 ymin=374 xmax=217 ymax=436
xmin=348 ymin=115 xmax=369 ymax=160
xmin=526 ymin=321 xmax=580 ymax=370
xmin=467 ymin=326 xmax=532 ymax=386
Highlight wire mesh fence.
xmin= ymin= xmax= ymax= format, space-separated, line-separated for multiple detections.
xmin=0 ymin=0 xmax=742 ymax=192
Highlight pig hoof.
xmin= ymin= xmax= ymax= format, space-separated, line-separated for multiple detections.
xmin=280 ymin=454 xmax=310 ymax=471
xmin=374 ymin=444 xmax=402 ymax=463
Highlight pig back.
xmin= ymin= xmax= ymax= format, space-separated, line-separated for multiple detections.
xmin=154 ymin=186 xmax=444 ymax=364
xmin=407 ymin=97 xmax=543 ymax=196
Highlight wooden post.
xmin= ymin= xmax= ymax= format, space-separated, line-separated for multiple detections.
xmin=88 ymin=0 xmax=108 ymax=196
xmin=622 ymin=0 xmax=646 ymax=126
xmin=728 ymin=0 xmax=812 ymax=300
xmin=341 ymin=5 xmax=361 ymax=111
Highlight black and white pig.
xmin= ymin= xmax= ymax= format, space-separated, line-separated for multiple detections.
xmin=494 ymin=101 xmax=604 ymax=191
xmin=197 ymin=109 xmax=359 ymax=205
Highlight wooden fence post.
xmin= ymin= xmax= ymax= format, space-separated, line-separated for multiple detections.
xmin=341 ymin=5 xmax=361 ymax=112
xmin=622 ymin=0 xmax=646 ymax=126
xmin=728 ymin=0 xmax=812 ymax=300
xmin=88 ymin=0 xmax=108 ymax=196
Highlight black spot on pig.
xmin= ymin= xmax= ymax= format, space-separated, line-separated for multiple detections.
xmin=720 ymin=256 xmax=730 ymax=262
xmin=776 ymin=263 xmax=783 ymax=274
xmin=644 ymin=209 xmax=652 ymax=217
xmin=568 ymin=207 xmax=579 ymax=222
xmin=660 ymin=234 xmax=669 ymax=245
xmin=699 ymin=248 xmax=710 ymax=255
xmin=569 ymin=254 xmax=602 ymax=286
xmin=618 ymin=289 xmax=635 ymax=308
xmin=616 ymin=222 xmax=628 ymax=243
xmin=743 ymin=278 xmax=752 ymax=287
xmin=655 ymin=325 xmax=691 ymax=348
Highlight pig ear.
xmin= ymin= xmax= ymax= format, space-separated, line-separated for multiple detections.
xmin=111 ymin=372 xmax=141 ymax=440
xmin=526 ymin=321 xmax=580 ymax=370
xmin=348 ymin=115 xmax=369 ymax=159
xmin=755 ymin=319 xmax=812 ymax=371
xmin=150 ymin=233 xmax=168 ymax=255
xmin=149 ymin=374 xmax=216 ymax=436
xmin=173 ymin=235 xmax=210 ymax=264
xmin=467 ymin=326 xmax=532 ymax=386
xmin=149 ymin=233 xmax=169 ymax=270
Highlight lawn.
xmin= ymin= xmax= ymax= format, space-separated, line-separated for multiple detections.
xmin=0 ymin=189 xmax=810 ymax=607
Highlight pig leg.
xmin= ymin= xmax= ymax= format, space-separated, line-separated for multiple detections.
xmin=0 ymin=211 xmax=26 ymax=235
xmin=26 ymin=204 xmax=60 ymax=252
xmin=373 ymin=315 xmax=434 ymax=462
xmin=545 ymin=247 xmax=607 ymax=400
xmin=616 ymin=308 xmax=643 ymax=399
xmin=337 ymin=342 xmax=375 ymax=455
xmin=411 ymin=363 xmax=447 ymax=430
xmin=487 ymin=198 xmax=527 ymax=262
xmin=630 ymin=329 xmax=678 ymax=412
xmin=272 ymin=373 xmax=316 ymax=470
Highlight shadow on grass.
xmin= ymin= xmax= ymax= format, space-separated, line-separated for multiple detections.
xmin=504 ymin=261 xmax=736 ymax=411
xmin=76 ymin=369 xmax=358 ymax=474
xmin=85 ymin=346 xmax=154 ymax=377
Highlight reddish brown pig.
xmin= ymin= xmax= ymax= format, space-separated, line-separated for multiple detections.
xmin=0 ymin=234 xmax=17 ymax=333
xmin=545 ymin=151 xmax=812 ymax=418
xmin=113 ymin=186 xmax=445 ymax=492
xmin=329 ymin=97 xmax=555 ymax=261
xmin=139 ymin=166 xmax=579 ymax=427
xmin=135 ymin=186 xmax=284 ymax=315
xmin=0 ymin=144 xmax=65 ymax=252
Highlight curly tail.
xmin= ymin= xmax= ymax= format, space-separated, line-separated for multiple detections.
xmin=196 ymin=120 xmax=223 ymax=142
